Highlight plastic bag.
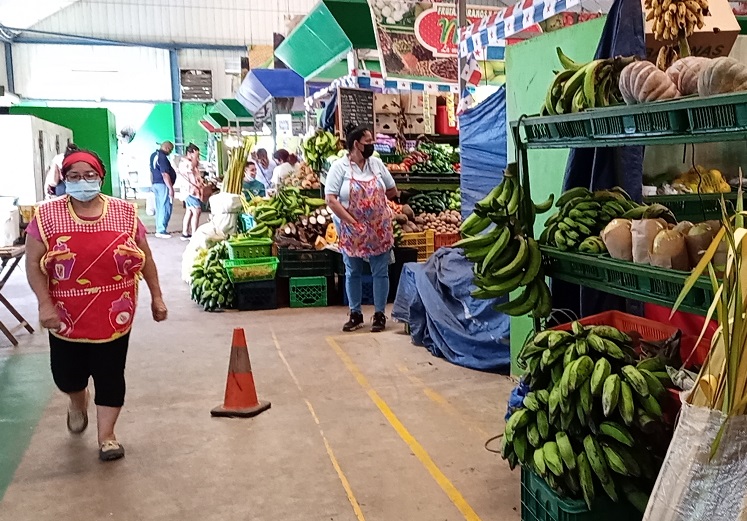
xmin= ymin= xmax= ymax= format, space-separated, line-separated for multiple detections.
xmin=643 ymin=403 xmax=747 ymax=521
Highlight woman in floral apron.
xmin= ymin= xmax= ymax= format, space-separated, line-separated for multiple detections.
xmin=326 ymin=126 xmax=399 ymax=332
xmin=25 ymin=147 xmax=167 ymax=462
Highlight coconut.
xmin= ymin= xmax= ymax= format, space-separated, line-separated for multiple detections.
xmin=650 ymin=229 xmax=690 ymax=271
xmin=601 ymin=219 xmax=633 ymax=261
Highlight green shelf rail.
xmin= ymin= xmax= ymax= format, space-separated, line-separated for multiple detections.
xmin=513 ymin=91 xmax=747 ymax=148
xmin=644 ymin=192 xmax=742 ymax=222
xmin=541 ymin=247 xmax=714 ymax=316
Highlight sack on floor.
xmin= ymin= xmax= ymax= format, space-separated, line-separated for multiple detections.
xmin=643 ymin=403 xmax=747 ymax=521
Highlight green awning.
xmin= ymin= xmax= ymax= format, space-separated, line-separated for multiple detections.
xmin=213 ymin=99 xmax=253 ymax=122
xmin=275 ymin=0 xmax=376 ymax=80
xmin=204 ymin=113 xmax=228 ymax=129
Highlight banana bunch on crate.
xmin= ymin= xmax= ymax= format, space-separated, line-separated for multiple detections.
xmin=502 ymin=321 xmax=673 ymax=512
xmin=646 ymin=0 xmax=707 ymax=42
xmin=190 ymin=242 xmax=234 ymax=312
xmin=248 ymin=187 xmax=327 ymax=239
xmin=540 ymin=187 xmax=642 ymax=252
xmin=542 ymin=48 xmax=635 ymax=115
xmin=456 ymin=174 xmax=555 ymax=318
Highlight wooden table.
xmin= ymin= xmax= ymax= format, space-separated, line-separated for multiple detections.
xmin=0 ymin=246 xmax=34 ymax=346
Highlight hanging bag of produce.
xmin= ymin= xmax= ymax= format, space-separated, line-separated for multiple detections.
xmin=643 ymin=402 xmax=747 ymax=520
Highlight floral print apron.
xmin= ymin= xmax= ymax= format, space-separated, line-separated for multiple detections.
xmin=338 ymin=169 xmax=394 ymax=259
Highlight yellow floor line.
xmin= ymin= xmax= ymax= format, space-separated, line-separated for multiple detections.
xmin=395 ymin=364 xmax=492 ymax=439
xmin=271 ymin=331 xmax=366 ymax=521
xmin=327 ymin=336 xmax=483 ymax=521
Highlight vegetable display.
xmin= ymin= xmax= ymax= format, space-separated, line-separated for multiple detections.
xmin=190 ymin=242 xmax=234 ymax=312
xmin=542 ymin=48 xmax=635 ymax=115
xmin=302 ymin=130 xmax=342 ymax=173
xmin=406 ymin=190 xmax=460 ymax=214
xmin=275 ymin=207 xmax=334 ymax=250
xmin=619 ymin=61 xmax=678 ymax=104
xmin=281 ymin=163 xmax=321 ymax=190
xmin=387 ymin=143 xmax=459 ymax=174
xmin=245 ymin=187 xmax=327 ymax=239
xmin=457 ymin=173 xmax=554 ymax=318
xmin=503 ymin=322 xmax=673 ymax=512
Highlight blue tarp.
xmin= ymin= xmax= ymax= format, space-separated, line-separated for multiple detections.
xmin=458 ymin=87 xmax=508 ymax=220
xmin=392 ymin=248 xmax=511 ymax=372
xmin=236 ymin=69 xmax=306 ymax=115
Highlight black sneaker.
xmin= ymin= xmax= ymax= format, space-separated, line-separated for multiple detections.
xmin=343 ymin=312 xmax=364 ymax=332
xmin=180 ymin=234 xmax=191 ymax=241
xmin=371 ymin=312 xmax=387 ymax=333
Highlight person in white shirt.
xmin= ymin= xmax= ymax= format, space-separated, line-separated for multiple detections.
xmin=44 ymin=144 xmax=79 ymax=198
xmin=252 ymin=148 xmax=276 ymax=190
xmin=270 ymin=149 xmax=296 ymax=188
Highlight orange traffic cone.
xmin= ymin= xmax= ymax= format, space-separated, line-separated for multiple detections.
xmin=211 ymin=328 xmax=271 ymax=418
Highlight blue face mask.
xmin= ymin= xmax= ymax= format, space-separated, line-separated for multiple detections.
xmin=66 ymin=179 xmax=101 ymax=202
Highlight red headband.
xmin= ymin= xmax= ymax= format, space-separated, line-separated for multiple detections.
xmin=62 ymin=152 xmax=104 ymax=178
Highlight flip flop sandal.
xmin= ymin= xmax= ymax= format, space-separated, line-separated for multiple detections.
xmin=99 ymin=440 xmax=125 ymax=462
xmin=66 ymin=391 xmax=89 ymax=434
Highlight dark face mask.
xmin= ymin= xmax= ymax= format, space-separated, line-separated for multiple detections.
xmin=361 ymin=143 xmax=375 ymax=159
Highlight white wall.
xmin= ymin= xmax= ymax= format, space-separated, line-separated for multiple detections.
xmin=27 ymin=0 xmax=317 ymax=46
xmin=12 ymin=44 xmax=171 ymax=101
xmin=179 ymin=48 xmax=243 ymax=100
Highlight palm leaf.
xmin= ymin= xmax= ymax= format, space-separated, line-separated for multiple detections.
xmin=671 ymin=226 xmax=726 ymax=316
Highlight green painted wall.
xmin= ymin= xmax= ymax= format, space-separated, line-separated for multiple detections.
xmin=127 ymin=103 xmax=175 ymax=170
xmin=182 ymin=102 xmax=212 ymax=158
xmin=505 ymin=18 xmax=606 ymax=375
xmin=9 ymin=106 xmax=120 ymax=197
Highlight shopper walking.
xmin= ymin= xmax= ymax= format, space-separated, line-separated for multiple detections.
xmin=150 ymin=141 xmax=177 ymax=238
xmin=253 ymin=148 xmax=276 ymax=191
xmin=25 ymin=146 xmax=167 ymax=462
xmin=178 ymin=143 xmax=204 ymax=240
xmin=326 ymin=126 xmax=398 ymax=333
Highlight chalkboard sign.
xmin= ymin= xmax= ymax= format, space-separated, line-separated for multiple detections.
xmin=337 ymin=87 xmax=375 ymax=138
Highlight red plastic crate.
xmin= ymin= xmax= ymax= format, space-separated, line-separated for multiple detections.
xmin=552 ymin=310 xmax=679 ymax=342
xmin=434 ymin=232 xmax=460 ymax=250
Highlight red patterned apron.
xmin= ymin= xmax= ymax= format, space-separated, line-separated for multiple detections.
xmin=36 ymin=195 xmax=145 ymax=343
xmin=338 ymin=165 xmax=394 ymax=258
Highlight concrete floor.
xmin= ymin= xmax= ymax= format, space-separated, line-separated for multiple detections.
xmin=0 ymin=214 xmax=521 ymax=521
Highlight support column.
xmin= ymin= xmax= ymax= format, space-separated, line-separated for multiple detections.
xmin=169 ymin=49 xmax=184 ymax=152
xmin=457 ymin=0 xmax=467 ymax=94
xmin=4 ymin=42 xmax=14 ymax=93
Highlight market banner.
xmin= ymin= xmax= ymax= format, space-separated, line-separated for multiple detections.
xmin=368 ymin=0 xmax=509 ymax=86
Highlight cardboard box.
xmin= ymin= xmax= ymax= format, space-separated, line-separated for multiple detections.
xmin=406 ymin=114 xmax=436 ymax=135
xmin=400 ymin=93 xmax=438 ymax=115
xmin=645 ymin=0 xmax=740 ymax=61
xmin=375 ymin=114 xmax=399 ymax=134
xmin=374 ymin=93 xmax=400 ymax=115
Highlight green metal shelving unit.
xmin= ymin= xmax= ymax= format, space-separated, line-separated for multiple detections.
xmin=512 ymin=93 xmax=747 ymax=316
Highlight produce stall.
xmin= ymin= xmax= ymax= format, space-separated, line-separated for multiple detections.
xmin=451 ymin=0 xmax=747 ymax=517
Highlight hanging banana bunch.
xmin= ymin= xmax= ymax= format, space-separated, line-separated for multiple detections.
xmin=645 ymin=0 xmax=708 ymax=42
xmin=655 ymin=45 xmax=680 ymax=71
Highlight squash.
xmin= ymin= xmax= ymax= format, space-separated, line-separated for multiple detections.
xmin=620 ymin=61 xmax=677 ymax=104
xmin=666 ymin=56 xmax=710 ymax=95
xmin=698 ymin=57 xmax=747 ymax=97
xmin=325 ymin=223 xmax=338 ymax=244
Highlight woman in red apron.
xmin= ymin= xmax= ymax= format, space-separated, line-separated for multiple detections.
xmin=326 ymin=126 xmax=399 ymax=332
xmin=25 ymin=147 xmax=168 ymax=462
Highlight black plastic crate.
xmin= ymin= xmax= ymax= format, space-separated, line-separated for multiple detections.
xmin=234 ymin=280 xmax=277 ymax=311
xmin=277 ymin=248 xmax=333 ymax=277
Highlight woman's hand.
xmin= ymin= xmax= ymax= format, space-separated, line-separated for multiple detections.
xmin=39 ymin=301 xmax=62 ymax=330
xmin=151 ymin=297 xmax=168 ymax=322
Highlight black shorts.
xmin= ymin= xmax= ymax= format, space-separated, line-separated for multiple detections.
xmin=49 ymin=333 xmax=130 ymax=408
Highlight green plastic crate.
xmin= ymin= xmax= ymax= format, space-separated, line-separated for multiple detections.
xmin=644 ymin=193 xmax=739 ymax=223
xmin=588 ymin=101 xmax=689 ymax=139
xmin=289 ymin=276 xmax=327 ymax=308
xmin=222 ymin=256 xmax=278 ymax=283
xmin=226 ymin=238 xmax=273 ymax=260
xmin=521 ymin=468 xmax=641 ymax=521
xmin=277 ymin=248 xmax=333 ymax=277
xmin=521 ymin=112 xmax=593 ymax=144
xmin=541 ymin=247 xmax=713 ymax=316
xmin=684 ymin=91 xmax=747 ymax=133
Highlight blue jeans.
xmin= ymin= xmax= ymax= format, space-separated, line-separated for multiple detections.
xmin=152 ymin=183 xmax=172 ymax=234
xmin=343 ymin=251 xmax=390 ymax=314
